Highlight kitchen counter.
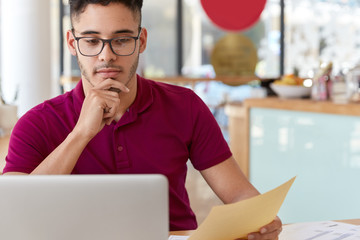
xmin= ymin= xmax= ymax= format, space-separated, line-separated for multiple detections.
xmin=225 ymin=98 xmax=360 ymax=177
xmin=225 ymin=97 xmax=360 ymax=224
xmin=243 ymin=97 xmax=360 ymax=116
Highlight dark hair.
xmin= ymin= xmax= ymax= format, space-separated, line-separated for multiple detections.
xmin=69 ymin=0 xmax=143 ymax=25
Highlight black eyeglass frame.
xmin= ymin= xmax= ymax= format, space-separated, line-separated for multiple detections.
xmin=71 ymin=27 xmax=142 ymax=57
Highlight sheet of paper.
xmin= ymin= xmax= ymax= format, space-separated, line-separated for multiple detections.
xmin=168 ymin=235 xmax=190 ymax=240
xmin=188 ymin=177 xmax=295 ymax=240
xmin=279 ymin=221 xmax=360 ymax=239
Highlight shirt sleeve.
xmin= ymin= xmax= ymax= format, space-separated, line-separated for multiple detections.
xmin=3 ymin=109 xmax=59 ymax=174
xmin=188 ymin=92 xmax=232 ymax=171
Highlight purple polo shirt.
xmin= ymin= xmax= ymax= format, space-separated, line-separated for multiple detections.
xmin=4 ymin=75 xmax=232 ymax=231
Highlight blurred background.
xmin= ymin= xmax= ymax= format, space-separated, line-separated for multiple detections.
xmin=2 ymin=0 xmax=360 ymax=226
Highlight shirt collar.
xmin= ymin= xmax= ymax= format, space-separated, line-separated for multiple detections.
xmin=73 ymin=80 xmax=85 ymax=117
xmin=130 ymin=74 xmax=153 ymax=114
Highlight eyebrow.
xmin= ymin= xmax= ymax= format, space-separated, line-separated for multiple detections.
xmin=78 ymin=29 xmax=135 ymax=35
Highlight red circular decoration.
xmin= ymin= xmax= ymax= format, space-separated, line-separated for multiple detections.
xmin=201 ymin=0 xmax=267 ymax=31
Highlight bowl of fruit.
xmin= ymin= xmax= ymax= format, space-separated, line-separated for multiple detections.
xmin=270 ymin=74 xmax=311 ymax=99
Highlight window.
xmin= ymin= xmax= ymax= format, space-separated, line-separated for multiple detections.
xmin=284 ymin=0 xmax=360 ymax=77
xmin=61 ymin=1 xmax=360 ymax=81
xmin=142 ymin=0 xmax=177 ymax=77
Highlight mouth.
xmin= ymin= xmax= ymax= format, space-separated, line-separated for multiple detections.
xmin=96 ymin=68 xmax=122 ymax=79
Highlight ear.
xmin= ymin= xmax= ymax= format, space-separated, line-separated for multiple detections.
xmin=139 ymin=27 xmax=147 ymax=54
xmin=66 ymin=30 xmax=77 ymax=56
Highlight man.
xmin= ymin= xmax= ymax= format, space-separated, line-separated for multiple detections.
xmin=3 ymin=0 xmax=282 ymax=238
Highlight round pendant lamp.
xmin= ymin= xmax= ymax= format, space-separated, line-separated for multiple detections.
xmin=200 ymin=0 xmax=267 ymax=31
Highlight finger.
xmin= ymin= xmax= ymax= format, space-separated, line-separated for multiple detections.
xmin=103 ymin=99 xmax=118 ymax=124
xmin=245 ymin=217 xmax=282 ymax=240
xmin=94 ymin=78 xmax=130 ymax=93
xmin=260 ymin=228 xmax=281 ymax=239
xmin=98 ymin=88 xmax=122 ymax=99
xmin=103 ymin=109 xmax=116 ymax=125
xmin=246 ymin=227 xmax=281 ymax=240
xmin=104 ymin=117 xmax=114 ymax=125
xmin=84 ymin=92 xmax=119 ymax=117
xmin=260 ymin=217 xmax=282 ymax=234
xmin=95 ymin=91 xmax=120 ymax=114
xmin=86 ymin=87 xmax=120 ymax=102
xmin=103 ymin=107 xmax=111 ymax=114
xmin=247 ymin=232 xmax=278 ymax=240
xmin=108 ymin=87 xmax=121 ymax=93
xmin=102 ymin=98 xmax=120 ymax=117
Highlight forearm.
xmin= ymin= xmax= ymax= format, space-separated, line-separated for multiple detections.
xmin=220 ymin=171 xmax=261 ymax=204
xmin=229 ymin=178 xmax=260 ymax=203
xmin=31 ymin=130 xmax=91 ymax=175
xmin=201 ymin=157 xmax=260 ymax=204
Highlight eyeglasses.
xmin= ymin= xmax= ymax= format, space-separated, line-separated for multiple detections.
xmin=72 ymin=27 xmax=142 ymax=57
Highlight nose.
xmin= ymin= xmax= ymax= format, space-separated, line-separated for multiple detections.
xmin=98 ymin=42 xmax=117 ymax=62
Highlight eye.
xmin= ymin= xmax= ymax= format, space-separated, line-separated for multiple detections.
xmin=84 ymin=38 xmax=101 ymax=45
xmin=113 ymin=38 xmax=131 ymax=45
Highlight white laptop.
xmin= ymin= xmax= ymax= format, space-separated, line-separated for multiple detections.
xmin=0 ymin=174 xmax=169 ymax=240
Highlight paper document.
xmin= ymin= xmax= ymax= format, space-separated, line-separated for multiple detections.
xmin=280 ymin=221 xmax=360 ymax=239
xmin=187 ymin=177 xmax=295 ymax=240
xmin=168 ymin=235 xmax=189 ymax=240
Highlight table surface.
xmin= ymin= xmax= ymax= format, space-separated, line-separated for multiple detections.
xmin=169 ymin=219 xmax=360 ymax=236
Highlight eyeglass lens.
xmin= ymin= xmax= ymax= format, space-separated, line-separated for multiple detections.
xmin=78 ymin=37 xmax=137 ymax=56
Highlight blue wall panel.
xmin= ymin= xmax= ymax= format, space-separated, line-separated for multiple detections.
xmin=249 ymin=108 xmax=360 ymax=224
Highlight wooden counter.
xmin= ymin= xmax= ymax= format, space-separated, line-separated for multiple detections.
xmin=225 ymin=97 xmax=360 ymax=178
xmin=243 ymin=97 xmax=360 ymax=116
xmin=226 ymin=97 xmax=360 ymax=223
xmin=0 ymin=135 xmax=10 ymax=173
xmin=224 ymin=102 xmax=248 ymax=177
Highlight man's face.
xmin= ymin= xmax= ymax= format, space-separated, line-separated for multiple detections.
xmin=67 ymin=3 xmax=147 ymax=93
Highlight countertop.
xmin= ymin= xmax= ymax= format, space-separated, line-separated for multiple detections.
xmin=226 ymin=97 xmax=360 ymax=116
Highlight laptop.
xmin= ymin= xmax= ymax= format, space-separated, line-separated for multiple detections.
xmin=0 ymin=174 xmax=169 ymax=240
